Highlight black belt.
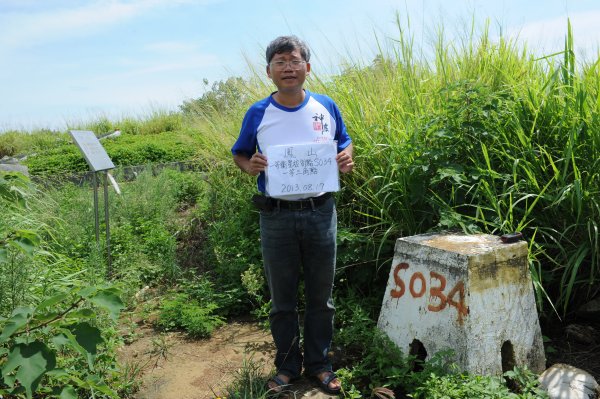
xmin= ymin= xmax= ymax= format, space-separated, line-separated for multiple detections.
xmin=274 ymin=192 xmax=332 ymax=210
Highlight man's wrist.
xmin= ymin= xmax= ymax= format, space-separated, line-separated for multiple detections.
xmin=245 ymin=163 xmax=258 ymax=176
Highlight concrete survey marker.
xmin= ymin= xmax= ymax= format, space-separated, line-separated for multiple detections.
xmin=377 ymin=232 xmax=546 ymax=375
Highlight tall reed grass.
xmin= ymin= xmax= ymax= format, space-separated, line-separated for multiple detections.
xmin=306 ymin=19 xmax=599 ymax=318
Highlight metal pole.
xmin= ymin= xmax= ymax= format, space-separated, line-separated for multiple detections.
xmin=93 ymin=172 xmax=100 ymax=245
xmin=103 ymin=172 xmax=112 ymax=278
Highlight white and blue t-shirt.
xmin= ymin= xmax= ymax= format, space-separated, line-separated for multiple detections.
xmin=231 ymin=90 xmax=352 ymax=198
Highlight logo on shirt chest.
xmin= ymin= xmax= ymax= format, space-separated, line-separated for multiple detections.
xmin=312 ymin=113 xmax=329 ymax=134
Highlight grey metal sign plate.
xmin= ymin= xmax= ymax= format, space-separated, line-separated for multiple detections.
xmin=70 ymin=130 xmax=115 ymax=171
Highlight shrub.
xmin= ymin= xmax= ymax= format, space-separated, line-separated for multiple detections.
xmin=181 ymin=275 xmax=246 ymax=318
xmin=410 ymin=367 xmax=549 ymax=399
xmin=161 ymin=169 xmax=204 ymax=209
xmin=0 ymin=130 xmax=69 ymax=158
xmin=193 ymin=162 xmax=262 ymax=293
xmin=157 ymin=293 xmax=224 ymax=338
xmin=24 ymin=144 xmax=89 ymax=176
xmin=24 ymin=131 xmax=198 ymax=177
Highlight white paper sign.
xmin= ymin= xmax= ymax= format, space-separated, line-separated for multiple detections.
xmin=265 ymin=142 xmax=339 ymax=196
xmin=70 ymin=130 xmax=115 ymax=171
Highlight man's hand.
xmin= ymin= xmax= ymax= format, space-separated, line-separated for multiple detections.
xmin=234 ymin=153 xmax=268 ymax=176
xmin=336 ymin=144 xmax=354 ymax=174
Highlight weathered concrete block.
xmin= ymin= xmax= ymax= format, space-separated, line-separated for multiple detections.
xmin=377 ymin=232 xmax=546 ymax=375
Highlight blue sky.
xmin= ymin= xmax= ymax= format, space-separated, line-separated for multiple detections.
xmin=1 ymin=0 xmax=599 ymax=132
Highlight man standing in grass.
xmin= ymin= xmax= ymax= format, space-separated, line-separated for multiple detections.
xmin=231 ymin=35 xmax=353 ymax=396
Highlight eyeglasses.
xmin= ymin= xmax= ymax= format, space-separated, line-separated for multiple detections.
xmin=269 ymin=60 xmax=306 ymax=71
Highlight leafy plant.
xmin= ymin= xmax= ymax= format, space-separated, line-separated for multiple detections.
xmin=0 ymin=172 xmax=30 ymax=208
xmin=157 ymin=293 xmax=224 ymax=338
xmin=182 ymin=276 xmax=245 ymax=318
xmin=0 ymin=285 xmax=125 ymax=398
xmin=503 ymin=366 xmax=550 ymax=398
xmin=409 ymin=366 xmax=549 ymax=399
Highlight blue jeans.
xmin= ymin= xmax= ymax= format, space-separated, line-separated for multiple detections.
xmin=259 ymin=196 xmax=337 ymax=378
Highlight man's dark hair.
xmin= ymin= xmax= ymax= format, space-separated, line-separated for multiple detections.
xmin=266 ymin=35 xmax=311 ymax=64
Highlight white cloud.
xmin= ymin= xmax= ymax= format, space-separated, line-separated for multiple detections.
xmin=0 ymin=0 xmax=211 ymax=51
xmin=0 ymin=2 xmax=138 ymax=50
xmin=507 ymin=10 xmax=600 ymax=55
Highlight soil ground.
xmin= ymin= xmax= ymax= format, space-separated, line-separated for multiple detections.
xmin=117 ymin=318 xmax=339 ymax=399
xmin=117 ymin=305 xmax=599 ymax=399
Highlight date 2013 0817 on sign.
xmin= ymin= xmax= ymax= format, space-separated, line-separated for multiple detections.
xmin=279 ymin=182 xmax=326 ymax=194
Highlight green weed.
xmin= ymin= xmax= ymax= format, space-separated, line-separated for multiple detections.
xmin=410 ymin=366 xmax=549 ymax=399
xmin=157 ymin=293 xmax=224 ymax=338
xmin=215 ymin=354 xmax=271 ymax=399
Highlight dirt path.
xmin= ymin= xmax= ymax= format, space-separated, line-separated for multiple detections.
xmin=118 ymin=320 xmax=339 ymax=399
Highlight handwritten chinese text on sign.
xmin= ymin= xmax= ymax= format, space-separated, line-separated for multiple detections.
xmin=265 ymin=142 xmax=339 ymax=196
